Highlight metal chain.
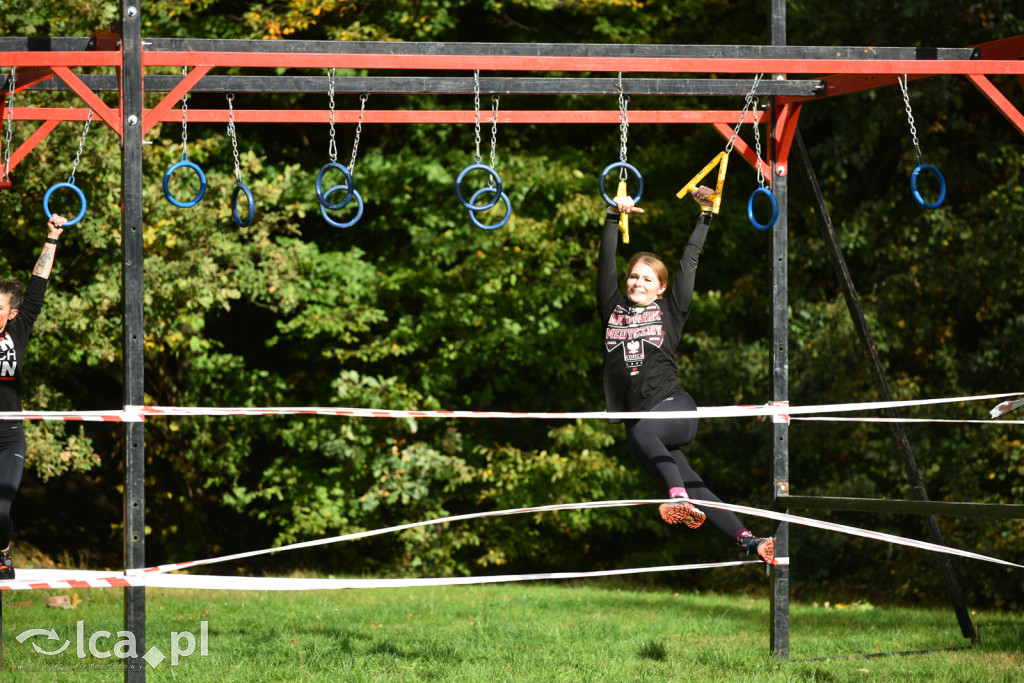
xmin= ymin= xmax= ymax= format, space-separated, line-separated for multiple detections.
xmin=2 ymin=67 xmax=14 ymax=181
xmin=617 ymin=73 xmax=629 ymax=179
xmin=897 ymin=75 xmax=924 ymax=163
xmin=226 ymin=93 xmax=242 ymax=183
xmin=751 ymin=96 xmax=766 ymax=187
xmin=68 ymin=109 xmax=93 ymax=184
xmin=327 ymin=68 xmax=338 ymax=162
xmin=473 ymin=71 xmax=482 ymax=164
xmin=724 ymin=73 xmax=764 ymax=154
xmin=179 ymin=67 xmax=190 ymax=157
xmin=487 ymin=94 xmax=499 ymax=186
xmin=348 ymin=93 xmax=368 ymax=172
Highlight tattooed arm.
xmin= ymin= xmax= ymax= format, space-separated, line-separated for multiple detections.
xmin=32 ymin=214 xmax=66 ymax=280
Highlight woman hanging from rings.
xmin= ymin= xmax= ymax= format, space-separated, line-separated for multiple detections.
xmin=0 ymin=213 xmax=68 ymax=580
xmin=598 ymin=187 xmax=775 ymax=564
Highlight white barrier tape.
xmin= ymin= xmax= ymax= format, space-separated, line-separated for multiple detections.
xmin=991 ymin=397 xmax=1024 ymax=418
xmin=128 ymin=497 xmax=1023 ymax=580
xmin=0 ymin=391 xmax=1019 ymax=423
xmin=134 ymin=391 xmax=1021 ymax=420
xmin=3 ymin=561 xmax=760 ymax=592
xmin=680 ymin=497 xmax=1024 ymax=571
xmin=794 ymin=417 xmax=1024 ymax=425
xmin=131 ymin=500 xmax=659 ymax=576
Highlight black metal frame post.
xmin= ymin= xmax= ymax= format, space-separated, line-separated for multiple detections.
xmin=120 ymin=2 xmax=147 ymax=680
xmin=769 ymin=0 xmax=791 ymax=659
xmin=791 ymin=130 xmax=976 ymax=642
xmin=769 ymin=166 xmax=791 ymax=658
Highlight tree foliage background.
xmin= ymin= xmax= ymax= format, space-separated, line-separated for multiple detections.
xmin=1 ymin=0 xmax=1023 ymax=609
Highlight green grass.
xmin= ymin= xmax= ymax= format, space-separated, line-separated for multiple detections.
xmin=3 ymin=579 xmax=1023 ymax=681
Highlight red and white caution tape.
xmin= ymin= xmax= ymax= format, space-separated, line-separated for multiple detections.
xmin=0 ymin=410 xmax=144 ymax=422
xmin=1 ymin=391 xmax=1019 ymax=423
xmin=1 ymin=560 xmax=760 ymax=592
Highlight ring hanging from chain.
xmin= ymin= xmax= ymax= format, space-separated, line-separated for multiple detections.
xmin=320 ymin=183 xmax=364 ymax=229
xmin=164 ymin=69 xmax=207 ymax=208
xmin=747 ymin=187 xmax=778 ymax=231
xmin=910 ymin=163 xmax=947 ymax=209
xmin=598 ymin=161 xmax=643 ymax=207
xmin=597 ymin=74 xmax=643 ymax=206
xmin=456 ymin=163 xmax=503 ymax=211
xmin=320 ymin=92 xmax=369 ymax=227
xmin=226 ymin=94 xmax=255 ymax=227
xmin=43 ymin=183 xmax=87 ymax=226
xmin=455 ymin=71 xmax=504 ymax=213
xmin=43 ymin=109 xmax=92 ymax=226
xmin=316 ymin=69 xmax=356 ymax=211
xmin=729 ymin=74 xmax=778 ymax=229
xmin=467 ymin=186 xmax=512 ymax=230
xmin=898 ymin=75 xmax=945 ymax=209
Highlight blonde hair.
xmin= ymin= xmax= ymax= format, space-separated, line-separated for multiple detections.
xmin=622 ymin=252 xmax=668 ymax=294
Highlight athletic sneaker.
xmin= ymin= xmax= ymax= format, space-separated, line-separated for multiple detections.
xmin=0 ymin=547 xmax=14 ymax=580
xmin=739 ymin=536 xmax=775 ymax=564
xmin=658 ymin=497 xmax=706 ymax=529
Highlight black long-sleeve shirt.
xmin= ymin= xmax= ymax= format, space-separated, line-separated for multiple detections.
xmin=0 ymin=275 xmax=48 ymax=414
xmin=597 ymin=211 xmax=711 ymax=414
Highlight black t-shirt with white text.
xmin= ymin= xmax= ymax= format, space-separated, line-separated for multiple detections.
xmin=0 ymin=275 xmax=48 ymax=414
xmin=597 ymin=211 xmax=711 ymax=415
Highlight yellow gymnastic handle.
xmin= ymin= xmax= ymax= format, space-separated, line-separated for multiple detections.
xmin=616 ymin=179 xmax=630 ymax=244
xmin=677 ymin=151 xmax=728 ymax=215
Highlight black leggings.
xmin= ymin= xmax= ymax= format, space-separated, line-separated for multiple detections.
xmin=0 ymin=425 xmax=26 ymax=550
xmin=625 ymin=389 xmax=745 ymax=537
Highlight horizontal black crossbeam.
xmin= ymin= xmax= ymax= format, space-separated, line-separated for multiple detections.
xmin=145 ymin=39 xmax=977 ymax=61
xmin=0 ymin=37 xmax=979 ymax=62
xmin=5 ymin=74 xmax=823 ymax=97
xmin=780 ymin=495 xmax=1024 ymax=519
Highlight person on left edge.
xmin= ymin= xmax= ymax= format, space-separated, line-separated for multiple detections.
xmin=0 ymin=213 xmax=67 ymax=580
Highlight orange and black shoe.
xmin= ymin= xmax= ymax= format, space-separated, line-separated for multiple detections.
xmin=0 ymin=547 xmax=15 ymax=580
xmin=658 ymin=497 xmax=706 ymax=529
xmin=739 ymin=535 xmax=775 ymax=564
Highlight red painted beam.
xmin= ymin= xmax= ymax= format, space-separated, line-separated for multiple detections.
xmin=772 ymin=102 xmax=803 ymax=177
xmin=51 ymin=65 xmax=122 ymax=136
xmin=712 ymin=121 xmax=772 ymax=188
xmin=973 ymin=35 xmax=1024 ymax=60
xmin=967 ymin=74 xmax=1024 ymax=136
xmin=139 ymin=51 xmax=1024 ymax=75
xmin=6 ymin=51 xmax=1019 ymax=75
xmin=142 ymin=65 xmax=212 ymax=136
xmin=3 ymin=120 xmax=60 ymax=177
xmin=4 ymin=52 xmax=122 ymax=67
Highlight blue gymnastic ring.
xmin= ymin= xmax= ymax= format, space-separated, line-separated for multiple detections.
xmin=455 ymin=163 xmax=502 ymax=211
xmin=43 ymin=182 xmax=87 ymax=226
xmin=315 ymin=162 xmax=355 ymax=210
xmin=747 ymin=187 xmax=779 ymax=231
xmin=163 ymin=158 xmax=207 ymax=208
xmin=598 ymin=161 xmax=644 ymax=207
xmin=910 ymin=163 xmax=946 ymax=209
xmin=467 ymin=187 xmax=512 ymax=230
xmin=232 ymin=183 xmax=255 ymax=228
xmin=319 ymin=184 xmax=364 ymax=228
